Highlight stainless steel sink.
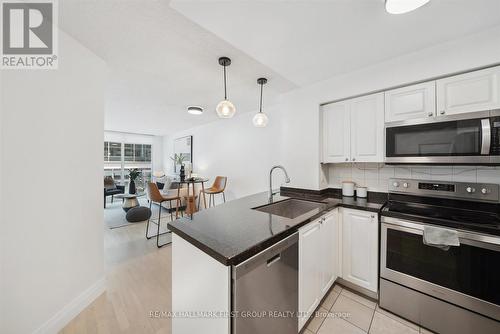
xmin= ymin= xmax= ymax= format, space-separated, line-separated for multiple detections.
xmin=253 ymin=199 xmax=326 ymax=219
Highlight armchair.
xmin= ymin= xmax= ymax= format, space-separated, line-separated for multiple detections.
xmin=104 ymin=176 xmax=125 ymax=208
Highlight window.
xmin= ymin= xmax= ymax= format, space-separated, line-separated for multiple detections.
xmin=104 ymin=142 xmax=122 ymax=162
xmin=124 ymin=143 xmax=134 ymax=162
xmin=104 ymin=140 xmax=153 ymax=193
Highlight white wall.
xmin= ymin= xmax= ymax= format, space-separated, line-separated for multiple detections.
xmin=0 ymin=31 xmax=107 ymax=334
xmin=163 ymin=107 xmax=286 ymax=200
xmin=280 ymin=25 xmax=500 ymax=190
xmin=0 ymin=65 xmax=4 ymax=333
xmin=164 ymin=26 xmax=500 ymax=194
xmin=152 ymin=135 xmax=164 ymax=173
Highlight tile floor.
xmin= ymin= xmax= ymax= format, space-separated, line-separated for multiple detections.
xmin=304 ymin=285 xmax=435 ymax=334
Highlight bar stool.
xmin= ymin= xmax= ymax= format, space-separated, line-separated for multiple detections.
xmin=199 ymin=176 xmax=227 ymax=208
xmin=145 ymin=182 xmax=180 ymax=248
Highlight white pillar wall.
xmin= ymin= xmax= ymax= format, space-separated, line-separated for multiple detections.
xmin=0 ymin=30 xmax=108 ymax=334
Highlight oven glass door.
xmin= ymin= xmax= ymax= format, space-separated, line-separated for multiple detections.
xmin=386 ymin=119 xmax=484 ymax=157
xmin=381 ymin=221 xmax=500 ymax=319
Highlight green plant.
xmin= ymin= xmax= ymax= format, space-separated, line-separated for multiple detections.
xmin=128 ymin=168 xmax=142 ymax=181
xmin=170 ymin=153 xmax=187 ymax=166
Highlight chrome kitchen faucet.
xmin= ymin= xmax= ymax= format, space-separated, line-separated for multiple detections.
xmin=269 ymin=165 xmax=290 ymax=202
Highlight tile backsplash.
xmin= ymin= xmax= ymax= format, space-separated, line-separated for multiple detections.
xmin=328 ymin=163 xmax=500 ymax=192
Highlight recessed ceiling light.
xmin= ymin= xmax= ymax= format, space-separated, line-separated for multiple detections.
xmin=385 ymin=0 xmax=430 ymax=14
xmin=187 ymin=106 xmax=203 ymax=115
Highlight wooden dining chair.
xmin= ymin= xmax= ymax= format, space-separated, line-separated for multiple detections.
xmin=199 ymin=176 xmax=227 ymax=208
xmin=145 ymin=182 xmax=180 ymax=248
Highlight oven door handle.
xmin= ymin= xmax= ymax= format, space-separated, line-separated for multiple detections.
xmin=381 ymin=217 xmax=500 ymax=247
xmin=481 ymin=118 xmax=491 ymax=155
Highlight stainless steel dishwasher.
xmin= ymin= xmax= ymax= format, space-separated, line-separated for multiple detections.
xmin=232 ymin=232 xmax=299 ymax=334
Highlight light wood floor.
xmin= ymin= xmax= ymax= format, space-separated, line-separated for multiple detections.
xmin=61 ymin=203 xmax=432 ymax=334
xmin=61 ymin=214 xmax=173 ymax=334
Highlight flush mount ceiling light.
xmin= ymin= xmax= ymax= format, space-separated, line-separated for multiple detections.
xmin=216 ymin=57 xmax=236 ymax=118
xmin=187 ymin=106 xmax=203 ymax=115
xmin=385 ymin=0 xmax=430 ymax=14
xmin=253 ymin=78 xmax=269 ymax=128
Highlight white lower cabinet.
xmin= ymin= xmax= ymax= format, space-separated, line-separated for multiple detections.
xmin=320 ymin=211 xmax=338 ymax=296
xmin=298 ymin=209 xmax=339 ymax=331
xmin=341 ymin=208 xmax=379 ymax=293
xmin=298 ymin=207 xmax=378 ymax=331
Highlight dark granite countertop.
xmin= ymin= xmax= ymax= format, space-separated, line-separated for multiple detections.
xmin=167 ymin=191 xmax=385 ymax=266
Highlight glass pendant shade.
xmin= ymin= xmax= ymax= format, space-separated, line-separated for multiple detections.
xmin=216 ymin=57 xmax=236 ymax=118
xmin=253 ymin=112 xmax=268 ymax=127
xmin=216 ymin=99 xmax=236 ymax=118
xmin=385 ymin=0 xmax=430 ymax=14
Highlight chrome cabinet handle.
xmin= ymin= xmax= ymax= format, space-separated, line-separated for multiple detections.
xmin=345 ymin=158 xmax=348 ymax=161
xmin=427 ymin=112 xmax=433 ymax=117
xmin=440 ymin=110 xmax=446 ymax=115
xmin=352 ymin=158 xmax=356 ymax=161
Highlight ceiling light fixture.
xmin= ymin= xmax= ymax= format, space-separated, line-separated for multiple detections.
xmin=253 ymin=78 xmax=269 ymax=128
xmin=385 ymin=0 xmax=430 ymax=14
xmin=216 ymin=57 xmax=236 ymax=118
xmin=187 ymin=106 xmax=203 ymax=115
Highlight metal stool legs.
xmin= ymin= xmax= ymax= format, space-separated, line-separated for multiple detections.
xmin=145 ymin=200 xmax=171 ymax=248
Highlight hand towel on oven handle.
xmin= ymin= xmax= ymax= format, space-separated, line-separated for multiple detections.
xmin=423 ymin=225 xmax=460 ymax=251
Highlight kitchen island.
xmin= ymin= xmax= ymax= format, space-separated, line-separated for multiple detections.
xmin=168 ymin=191 xmax=384 ymax=334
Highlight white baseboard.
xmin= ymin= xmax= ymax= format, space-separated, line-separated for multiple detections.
xmin=33 ymin=277 xmax=106 ymax=334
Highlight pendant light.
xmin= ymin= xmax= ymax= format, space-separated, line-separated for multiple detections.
xmin=216 ymin=57 xmax=236 ymax=118
xmin=385 ymin=0 xmax=430 ymax=14
xmin=253 ymin=78 xmax=269 ymax=127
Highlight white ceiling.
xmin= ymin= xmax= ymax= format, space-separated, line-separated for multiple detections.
xmin=171 ymin=0 xmax=500 ymax=86
xmin=59 ymin=0 xmax=500 ymax=135
xmin=59 ymin=0 xmax=296 ymax=135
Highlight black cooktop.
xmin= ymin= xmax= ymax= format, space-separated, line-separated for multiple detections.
xmin=382 ymin=196 xmax=500 ymax=236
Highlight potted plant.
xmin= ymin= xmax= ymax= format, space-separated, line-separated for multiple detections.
xmin=128 ymin=168 xmax=142 ymax=194
xmin=170 ymin=153 xmax=187 ymax=173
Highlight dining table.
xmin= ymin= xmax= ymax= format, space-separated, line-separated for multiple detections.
xmin=174 ymin=177 xmax=209 ymax=219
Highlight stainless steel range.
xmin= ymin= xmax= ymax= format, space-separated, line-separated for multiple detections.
xmin=379 ymin=178 xmax=500 ymax=334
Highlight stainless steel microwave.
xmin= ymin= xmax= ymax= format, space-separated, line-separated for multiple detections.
xmin=385 ymin=110 xmax=500 ymax=164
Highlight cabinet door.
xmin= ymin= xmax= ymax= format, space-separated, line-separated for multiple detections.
xmin=350 ymin=93 xmax=385 ymax=162
xmin=342 ymin=209 xmax=378 ymax=293
xmin=437 ymin=66 xmax=500 ymax=116
xmin=320 ymin=210 xmax=338 ymax=296
xmin=298 ymin=220 xmax=322 ymax=330
xmin=385 ymin=82 xmax=436 ymax=122
xmin=322 ymin=101 xmax=351 ymax=163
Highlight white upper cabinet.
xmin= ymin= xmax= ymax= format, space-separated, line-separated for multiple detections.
xmin=350 ymin=93 xmax=385 ymax=162
xmin=322 ymin=101 xmax=350 ymax=163
xmin=385 ymin=82 xmax=436 ymax=122
xmin=322 ymin=93 xmax=384 ymax=163
xmin=341 ymin=208 xmax=378 ymax=293
xmin=437 ymin=66 xmax=500 ymax=116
